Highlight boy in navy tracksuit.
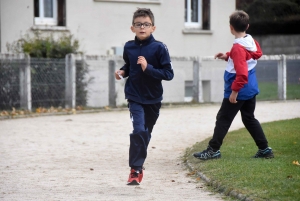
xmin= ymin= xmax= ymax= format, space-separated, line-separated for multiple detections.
xmin=115 ymin=8 xmax=174 ymax=185
xmin=193 ymin=10 xmax=274 ymax=160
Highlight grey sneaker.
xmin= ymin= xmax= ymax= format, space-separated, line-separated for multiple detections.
xmin=253 ymin=147 xmax=274 ymax=159
xmin=193 ymin=146 xmax=221 ymax=160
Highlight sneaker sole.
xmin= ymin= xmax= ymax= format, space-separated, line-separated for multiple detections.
xmin=194 ymin=156 xmax=221 ymax=160
xmin=253 ymin=153 xmax=274 ymax=159
xmin=127 ymin=180 xmax=140 ymax=185
xmin=264 ymin=153 xmax=274 ymax=159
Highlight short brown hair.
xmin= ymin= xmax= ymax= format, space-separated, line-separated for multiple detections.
xmin=132 ymin=8 xmax=155 ymax=26
xmin=229 ymin=10 xmax=249 ymax=32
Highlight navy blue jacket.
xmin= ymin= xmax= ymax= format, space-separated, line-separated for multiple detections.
xmin=120 ymin=34 xmax=174 ymax=104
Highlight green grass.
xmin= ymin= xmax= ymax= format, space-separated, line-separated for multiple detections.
xmin=257 ymin=82 xmax=300 ymax=100
xmin=184 ymin=118 xmax=300 ymax=201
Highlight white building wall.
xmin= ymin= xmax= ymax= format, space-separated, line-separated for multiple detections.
xmin=1 ymin=0 xmax=236 ymax=58
xmin=1 ymin=0 xmax=34 ymax=52
xmin=0 ymin=0 xmax=236 ymax=105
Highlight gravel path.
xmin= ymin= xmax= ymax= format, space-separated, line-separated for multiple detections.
xmin=1 ymin=100 xmax=299 ymax=201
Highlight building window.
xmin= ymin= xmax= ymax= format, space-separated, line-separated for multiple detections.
xmin=34 ymin=0 xmax=66 ymax=26
xmin=184 ymin=0 xmax=210 ymax=30
xmin=94 ymin=0 xmax=160 ymax=3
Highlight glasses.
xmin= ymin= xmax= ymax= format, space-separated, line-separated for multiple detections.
xmin=133 ymin=22 xmax=152 ymax=29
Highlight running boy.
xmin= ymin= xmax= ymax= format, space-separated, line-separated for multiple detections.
xmin=115 ymin=8 xmax=174 ymax=185
xmin=193 ymin=10 xmax=274 ymax=160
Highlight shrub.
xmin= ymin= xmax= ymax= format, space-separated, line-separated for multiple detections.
xmin=238 ymin=0 xmax=300 ymax=35
xmin=1 ymin=32 xmax=89 ymax=109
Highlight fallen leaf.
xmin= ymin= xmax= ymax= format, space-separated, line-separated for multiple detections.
xmin=187 ymin=171 xmax=196 ymax=176
xmin=292 ymin=160 xmax=300 ymax=166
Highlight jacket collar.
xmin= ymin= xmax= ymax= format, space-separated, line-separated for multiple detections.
xmin=134 ymin=34 xmax=154 ymax=46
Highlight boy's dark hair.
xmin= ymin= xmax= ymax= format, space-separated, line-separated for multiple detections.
xmin=229 ymin=10 xmax=249 ymax=32
xmin=132 ymin=8 xmax=155 ymax=26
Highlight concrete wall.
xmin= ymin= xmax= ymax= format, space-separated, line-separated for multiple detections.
xmin=1 ymin=0 xmax=235 ymax=58
xmin=201 ymin=59 xmax=225 ymax=103
xmin=254 ymin=35 xmax=300 ymax=55
xmin=83 ymin=57 xmax=196 ymax=107
xmin=83 ymin=55 xmax=227 ymax=108
xmin=0 ymin=1 xmax=34 ymax=52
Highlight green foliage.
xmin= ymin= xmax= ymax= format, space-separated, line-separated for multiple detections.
xmin=238 ymin=0 xmax=300 ymax=35
xmin=15 ymin=31 xmax=79 ymax=58
xmin=1 ymin=32 xmax=90 ymax=109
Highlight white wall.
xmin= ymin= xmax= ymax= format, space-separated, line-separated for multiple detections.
xmin=1 ymin=0 xmax=34 ymax=52
xmin=1 ymin=0 xmax=236 ymax=58
xmin=0 ymin=0 xmax=235 ymax=106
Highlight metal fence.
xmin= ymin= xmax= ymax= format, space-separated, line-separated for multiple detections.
xmin=256 ymin=55 xmax=300 ymax=101
xmin=0 ymin=53 xmax=299 ymax=111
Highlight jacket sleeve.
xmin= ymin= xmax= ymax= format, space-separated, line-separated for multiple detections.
xmin=143 ymin=44 xmax=174 ymax=81
xmin=230 ymin=44 xmax=248 ymax=92
xmin=225 ymin=52 xmax=230 ymax=61
xmin=120 ymin=48 xmax=130 ymax=78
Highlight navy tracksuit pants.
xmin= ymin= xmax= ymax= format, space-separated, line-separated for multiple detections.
xmin=209 ymin=96 xmax=269 ymax=150
xmin=128 ymin=100 xmax=161 ymax=171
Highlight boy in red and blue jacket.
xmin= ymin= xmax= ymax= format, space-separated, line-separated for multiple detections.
xmin=193 ymin=10 xmax=274 ymax=160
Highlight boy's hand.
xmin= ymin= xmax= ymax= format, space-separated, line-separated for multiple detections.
xmin=214 ymin=53 xmax=227 ymax=60
xmin=115 ymin=70 xmax=125 ymax=80
xmin=137 ymin=56 xmax=147 ymax=71
xmin=229 ymin=91 xmax=238 ymax=104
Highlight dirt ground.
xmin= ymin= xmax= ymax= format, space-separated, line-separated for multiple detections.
xmin=1 ymin=100 xmax=299 ymax=201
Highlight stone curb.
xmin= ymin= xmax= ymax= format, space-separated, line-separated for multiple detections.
xmin=185 ymin=161 xmax=254 ymax=201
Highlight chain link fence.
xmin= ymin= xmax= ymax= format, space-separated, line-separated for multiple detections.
xmin=0 ymin=54 xmax=25 ymax=110
xmin=0 ymin=53 xmax=299 ymax=111
xmin=31 ymin=58 xmax=65 ymax=108
xmin=257 ymin=55 xmax=300 ymax=100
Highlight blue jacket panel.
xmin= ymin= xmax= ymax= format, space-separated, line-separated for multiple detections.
xmin=224 ymin=68 xmax=259 ymax=100
xmin=120 ymin=34 xmax=174 ymax=104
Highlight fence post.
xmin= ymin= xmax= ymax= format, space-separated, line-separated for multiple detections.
xmin=277 ymin=54 xmax=286 ymax=100
xmin=108 ymin=60 xmax=116 ymax=107
xmin=192 ymin=59 xmax=199 ymax=102
xmin=198 ymin=58 xmax=203 ymax=103
xmin=19 ymin=54 xmax=32 ymax=111
xmin=65 ymin=54 xmax=76 ymax=109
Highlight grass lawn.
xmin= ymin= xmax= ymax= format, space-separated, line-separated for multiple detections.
xmin=257 ymin=82 xmax=300 ymax=101
xmin=184 ymin=118 xmax=300 ymax=201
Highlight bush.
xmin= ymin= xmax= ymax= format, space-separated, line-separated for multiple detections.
xmin=1 ymin=32 xmax=90 ymax=109
xmin=15 ymin=31 xmax=79 ymax=58
xmin=238 ymin=0 xmax=300 ymax=35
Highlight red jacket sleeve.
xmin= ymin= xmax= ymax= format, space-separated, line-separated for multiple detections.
xmin=230 ymin=44 xmax=248 ymax=92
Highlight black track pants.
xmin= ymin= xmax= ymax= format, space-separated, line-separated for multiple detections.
xmin=208 ymin=96 xmax=269 ymax=150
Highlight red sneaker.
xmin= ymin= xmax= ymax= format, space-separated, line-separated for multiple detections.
xmin=127 ymin=169 xmax=143 ymax=185
xmin=138 ymin=169 xmax=143 ymax=183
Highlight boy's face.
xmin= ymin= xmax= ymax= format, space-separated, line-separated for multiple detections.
xmin=131 ymin=16 xmax=156 ymax=41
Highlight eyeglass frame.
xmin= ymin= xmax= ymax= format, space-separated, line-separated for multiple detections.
xmin=132 ymin=22 xmax=153 ymax=29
